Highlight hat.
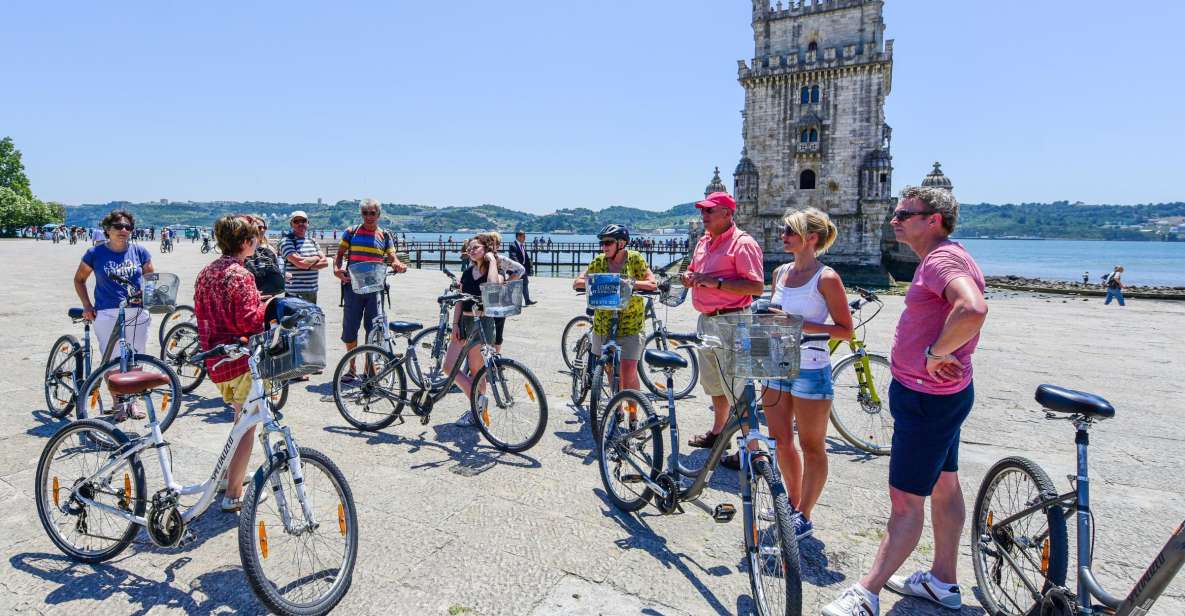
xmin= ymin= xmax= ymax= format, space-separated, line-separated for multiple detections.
xmin=289 ymin=210 xmax=309 ymax=222
xmin=695 ymin=192 xmax=736 ymax=211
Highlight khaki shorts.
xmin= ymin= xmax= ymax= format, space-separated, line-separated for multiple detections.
xmin=216 ymin=372 xmax=253 ymax=407
xmin=696 ymin=312 xmax=749 ymax=401
xmin=589 ymin=331 xmax=644 ymax=362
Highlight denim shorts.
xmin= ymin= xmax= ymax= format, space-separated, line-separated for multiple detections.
xmin=764 ymin=367 xmax=834 ymax=400
xmin=888 ymin=379 xmax=975 ymax=497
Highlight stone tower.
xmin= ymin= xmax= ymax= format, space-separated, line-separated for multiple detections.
xmin=734 ymin=0 xmax=896 ymax=282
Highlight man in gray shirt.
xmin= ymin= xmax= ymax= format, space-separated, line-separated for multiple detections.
xmin=279 ymin=210 xmax=329 ymax=304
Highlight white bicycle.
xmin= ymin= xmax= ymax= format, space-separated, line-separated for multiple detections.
xmin=35 ymin=320 xmax=359 ymax=615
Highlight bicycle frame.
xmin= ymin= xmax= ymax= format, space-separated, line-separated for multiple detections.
xmin=68 ymin=347 xmax=313 ymax=531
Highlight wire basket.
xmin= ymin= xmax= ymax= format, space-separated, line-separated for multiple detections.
xmin=257 ymin=309 xmax=327 ymax=381
xmin=480 ymin=279 xmax=523 ymax=317
xmin=587 ymin=273 xmax=634 ymax=311
xmin=348 ymin=262 xmax=386 ymax=295
xmin=659 ymin=277 xmax=688 ymax=308
xmin=141 ymin=273 xmax=180 ymax=314
xmin=700 ymin=312 xmax=804 ymax=379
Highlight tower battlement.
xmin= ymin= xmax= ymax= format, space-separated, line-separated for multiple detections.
xmin=756 ymin=0 xmax=877 ymax=20
xmin=739 ymin=38 xmax=891 ymax=81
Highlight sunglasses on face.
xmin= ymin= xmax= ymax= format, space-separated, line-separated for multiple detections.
xmin=110 ymin=223 xmax=134 ymax=231
xmin=599 ymin=239 xmax=617 ymax=247
xmin=361 ymin=210 xmax=379 ymax=217
xmin=292 ymin=219 xmax=308 ymax=225
xmin=892 ymin=209 xmax=936 ymax=222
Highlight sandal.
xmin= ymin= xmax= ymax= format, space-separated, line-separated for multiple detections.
xmin=688 ymin=430 xmax=722 ymax=449
xmin=720 ymin=451 xmax=741 ymax=471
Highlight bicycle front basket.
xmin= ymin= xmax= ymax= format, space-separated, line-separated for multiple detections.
xmin=258 ymin=308 xmax=327 ymax=381
xmin=141 ymin=273 xmax=180 ymax=314
xmin=480 ymin=279 xmax=523 ymax=317
xmin=700 ymin=312 xmax=803 ymax=380
xmin=659 ymin=278 xmax=688 ymax=308
xmin=348 ymin=262 xmax=386 ymax=295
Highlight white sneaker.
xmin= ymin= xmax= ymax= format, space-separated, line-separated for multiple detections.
xmin=885 ymin=571 xmax=962 ymax=609
xmin=821 ymin=584 xmax=879 ymax=616
xmin=220 ymin=495 xmax=242 ymax=513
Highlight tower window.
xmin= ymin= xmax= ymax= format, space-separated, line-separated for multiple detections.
xmin=879 ymin=173 xmax=887 ymax=183
xmin=809 ymin=128 xmax=818 ymax=142
xmin=800 ymin=170 xmax=816 ymax=190
xmin=800 ymin=87 xmax=810 ymax=104
xmin=800 ymin=129 xmax=809 ymax=143
xmin=810 ymin=85 xmax=820 ymax=103
xmin=808 ymin=41 xmax=818 ymax=52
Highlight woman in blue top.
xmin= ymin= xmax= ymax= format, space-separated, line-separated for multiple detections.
xmin=73 ymin=209 xmax=155 ymax=361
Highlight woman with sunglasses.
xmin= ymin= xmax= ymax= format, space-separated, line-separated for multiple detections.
xmin=443 ymin=234 xmax=504 ymax=423
xmin=762 ymin=207 xmax=853 ymax=540
xmin=243 ymin=215 xmax=286 ymax=299
xmin=72 ymin=209 xmax=156 ymax=416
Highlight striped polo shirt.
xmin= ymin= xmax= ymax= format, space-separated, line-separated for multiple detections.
xmin=279 ymin=233 xmax=322 ymax=292
xmin=338 ymin=226 xmax=395 ymax=265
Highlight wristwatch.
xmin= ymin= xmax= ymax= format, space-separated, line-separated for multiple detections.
xmin=925 ymin=345 xmax=949 ymax=361
xmin=715 ymin=277 xmax=724 ymax=289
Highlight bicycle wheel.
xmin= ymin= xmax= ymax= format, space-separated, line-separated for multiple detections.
xmin=560 ymin=315 xmax=593 ymax=370
xmin=44 ymin=334 xmax=82 ymax=418
xmin=745 ymin=455 xmax=803 ymax=616
xmin=77 ymin=354 xmax=183 ymax=440
xmin=267 ymin=380 xmax=290 ymax=412
xmin=470 ymin=358 xmax=549 ymax=453
xmin=240 ymin=446 xmax=358 ymax=616
xmin=638 ymin=331 xmax=700 ymax=400
xmin=35 ymin=418 xmax=147 ymax=563
xmin=588 ymin=353 xmax=617 ymax=442
xmin=160 ymin=323 xmax=207 ymax=393
xmin=972 ymin=456 xmax=1068 ymax=616
xmin=597 ymin=390 xmax=664 ymax=512
xmin=407 ymin=326 xmax=445 ymax=389
xmin=829 ymin=353 xmax=893 ymax=455
xmin=157 ymin=304 xmax=195 ymax=347
xmin=569 ymin=334 xmax=592 ymax=406
xmin=332 ymin=345 xmax=407 ymax=431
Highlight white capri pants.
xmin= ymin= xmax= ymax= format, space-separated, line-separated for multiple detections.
xmin=94 ymin=307 xmax=151 ymax=360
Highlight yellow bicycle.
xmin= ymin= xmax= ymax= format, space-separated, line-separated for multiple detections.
xmin=825 ymin=287 xmax=892 ymax=455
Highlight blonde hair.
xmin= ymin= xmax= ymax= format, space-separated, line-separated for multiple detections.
xmin=477 ymin=231 xmax=502 ymax=251
xmin=782 ymin=207 xmax=838 ymax=255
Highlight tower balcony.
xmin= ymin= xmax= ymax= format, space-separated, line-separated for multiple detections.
xmin=796 ymin=142 xmax=821 ymax=155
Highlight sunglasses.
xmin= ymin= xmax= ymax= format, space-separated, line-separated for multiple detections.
xmin=292 ymin=219 xmax=308 ymax=225
xmin=109 ymin=223 xmax=134 ymax=231
xmin=892 ymin=209 xmax=936 ymax=222
xmin=360 ymin=210 xmax=379 ymax=217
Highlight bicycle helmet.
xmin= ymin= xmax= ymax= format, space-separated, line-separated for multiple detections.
xmin=597 ymin=224 xmax=630 ymax=242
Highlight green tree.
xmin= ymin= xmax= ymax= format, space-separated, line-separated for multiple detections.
xmin=0 ymin=137 xmax=33 ymax=200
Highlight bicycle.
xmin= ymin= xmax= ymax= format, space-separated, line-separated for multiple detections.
xmin=401 ymin=268 xmax=462 ymax=390
xmin=825 ymin=286 xmax=893 ymax=455
xmin=567 ymin=287 xmax=624 ymax=442
xmin=332 ymin=271 xmax=548 ymax=453
xmin=157 ymin=303 xmax=195 ymax=347
xmin=35 ymin=321 xmax=358 ymax=615
xmin=159 ymin=237 xmax=173 ymax=253
xmin=161 ymin=320 xmax=291 ymax=411
xmin=971 ymin=384 xmax=1185 ymax=616
xmin=44 ymin=273 xmax=182 ymax=440
xmin=200 ymin=237 xmax=212 ymax=253
xmin=597 ymin=312 xmax=821 ymax=616
xmin=636 ymin=274 xmax=700 ymax=400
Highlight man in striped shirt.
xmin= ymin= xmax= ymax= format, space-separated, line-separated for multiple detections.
xmin=279 ymin=210 xmax=329 ymax=304
xmin=333 ymin=199 xmax=408 ymax=378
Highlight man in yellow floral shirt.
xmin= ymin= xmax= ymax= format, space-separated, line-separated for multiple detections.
xmin=572 ymin=224 xmax=658 ymax=398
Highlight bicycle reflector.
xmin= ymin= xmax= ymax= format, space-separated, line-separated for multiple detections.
xmin=987 ymin=511 xmax=993 ymax=528
xmin=1041 ymin=538 xmax=1050 ymax=575
xmin=524 ymin=383 xmax=536 ymax=402
xmin=259 ymin=521 xmax=268 ymax=559
xmin=52 ymin=476 xmax=59 ymax=507
xmin=89 ymin=389 xmax=100 ymax=408
xmin=481 ymin=407 xmax=490 ymax=426
xmin=123 ymin=473 xmax=131 ymax=502
xmin=161 ymin=392 xmax=170 ymax=411
xmin=338 ymin=503 xmax=347 ymax=536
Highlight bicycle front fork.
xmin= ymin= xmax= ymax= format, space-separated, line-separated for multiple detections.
xmin=259 ymin=423 xmax=318 ymax=534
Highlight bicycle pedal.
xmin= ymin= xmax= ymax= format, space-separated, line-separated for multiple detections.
xmin=620 ymin=474 xmax=643 ymax=484
xmin=712 ymin=503 xmax=736 ymax=523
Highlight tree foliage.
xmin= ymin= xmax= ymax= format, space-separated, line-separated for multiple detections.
xmin=0 ymin=137 xmax=33 ymax=200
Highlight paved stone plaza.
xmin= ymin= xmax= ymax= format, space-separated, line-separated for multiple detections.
xmin=1 ymin=239 xmax=1183 ymax=615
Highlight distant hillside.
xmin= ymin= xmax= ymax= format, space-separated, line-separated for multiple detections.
xmin=956 ymin=202 xmax=1185 ymax=241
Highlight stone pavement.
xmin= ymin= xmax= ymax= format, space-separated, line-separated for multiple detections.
xmin=1 ymin=238 xmax=1183 ymax=615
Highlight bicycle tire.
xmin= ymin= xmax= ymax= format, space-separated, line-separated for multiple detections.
xmin=569 ymin=334 xmax=592 ymax=406
xmin=746 ymin=456 xmax=803 ymax=616
xmin=160 ymin=323 xmax=207 ymax=393
xmin=637 ymin=331 xmax=700 ymax=400
xmin=77 ymin=354 xmax=183 ymax=438
xmin=469 ymin=357 xmax=549 ymax=453
xmin=35 ymin=418 xmax=147 ymax=563
xmin=597 ymin=389 xmax=664 ymax=512
xmin=240 ymin=446 xmax=358 ymax=615
xmin=332 ymin=345 xmax=407 ymax=431
xmin=560 ymin=315 xmax=593 ymax=371
xmin=407 ymin=325 xmax=446 ymax=389
xmin=829 ymin=353 xmax=893 ymax=455
xmin=588 ymin=352 xmax=617 ymax=442
xmin=157 ymin=304 xmax=195 ymax=348
xmin=268 ymin=380 xmax=290 ymax=412
xmin=972 ymin=456 xmax=1068 ymax=616
xmin=44 ymin=334 xmax=82 ymax=418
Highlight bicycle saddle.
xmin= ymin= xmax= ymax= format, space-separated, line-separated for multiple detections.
xmin=1035 ymin=384 xmax=1115 ymax=420
xmin=387 ymin=321 xmax=423 ymax=334
xmin=106 ymin=370 xmax=171 ymax=396
xmin=644 ymin=349 xmax=687 ymax=370
xmin=68 ymin=307 xmax=85 ymax=320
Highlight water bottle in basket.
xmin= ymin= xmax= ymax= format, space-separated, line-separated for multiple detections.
xmin=734 ymin=320 xmax=752 ymax=377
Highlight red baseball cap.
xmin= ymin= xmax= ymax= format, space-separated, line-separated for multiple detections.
xmin=695 ymin=191 xmax=736 ymax=211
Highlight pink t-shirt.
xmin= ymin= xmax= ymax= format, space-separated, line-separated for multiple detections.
xmin=688 ymin=225 xmax=764 ymax=313
xmin=890 ymin=241 xmax=985 ymax=395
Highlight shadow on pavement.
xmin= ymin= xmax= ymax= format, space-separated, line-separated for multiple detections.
xmin=9 ymin=552 xmax=265 ymax=615
xmin=554 ymin=402 xmax=598 ymax=465
xmin=796 ymin=535 xmax=847 ymax=587
xmin=323 ymin=422 xmax=540 ymax=476
xmin=179 ymin=395 xmax=232 ymax=425
xmin=27 ymin=409 xmax=67 ymax=439
xmin=824 ymin=436 xmax=881 ymax=463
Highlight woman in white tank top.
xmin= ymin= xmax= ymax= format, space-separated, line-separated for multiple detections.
xmin=762 ymin=208 xmax=854 ymax=539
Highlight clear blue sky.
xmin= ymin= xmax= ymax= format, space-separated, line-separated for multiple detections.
xmin=3 ymin=1 xmax=1182 ymax=211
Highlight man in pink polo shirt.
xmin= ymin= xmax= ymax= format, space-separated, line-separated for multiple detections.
xmin=824 ymin=186 xmax=988 ymax=616
xmin=681 ymin=191 xmax=765 ymax=468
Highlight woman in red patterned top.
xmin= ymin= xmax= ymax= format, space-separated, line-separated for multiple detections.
xmin=194 ymin=214 xmax=271 ymax=512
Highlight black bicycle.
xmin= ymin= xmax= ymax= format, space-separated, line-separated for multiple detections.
xmin=332 ymin=288 xmax=548 ymax=453
xmin=597 ymin=312 xmax=821 ymax=616
xmin=402 ymin=268 xmax=462 ymax=389
xmin=972 ymin=384 xmax=1185 ymax=615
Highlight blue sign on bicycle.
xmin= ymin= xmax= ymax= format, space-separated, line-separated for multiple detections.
xmin=588 ymin=273 xmax=629 ymax=310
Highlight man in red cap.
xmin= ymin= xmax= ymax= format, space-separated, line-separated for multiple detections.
xmin=681 ymin=191 xmax=765 ymax=469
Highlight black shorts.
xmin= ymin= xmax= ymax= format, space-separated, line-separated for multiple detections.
xmin=888 ymin=379 xmax=975 ymax=496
